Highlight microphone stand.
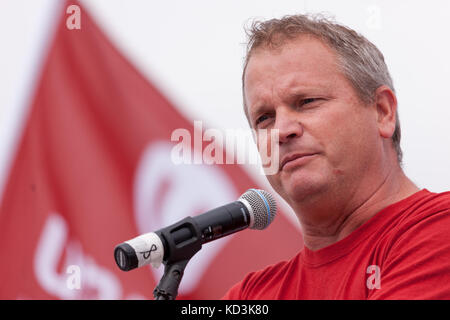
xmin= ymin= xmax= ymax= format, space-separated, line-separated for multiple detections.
xmin=153 ymin=259 xmax=190 ymax=300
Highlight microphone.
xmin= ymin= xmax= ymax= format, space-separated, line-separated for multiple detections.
xmin=114 ymin=188 xmax=277 ymax=272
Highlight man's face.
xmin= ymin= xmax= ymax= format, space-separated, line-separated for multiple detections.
xmin=244 ymin=36 xmax=382 ymax=208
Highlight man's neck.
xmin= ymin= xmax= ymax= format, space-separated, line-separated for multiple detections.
xmin=298 ymin=168 xmax=420 ymax=251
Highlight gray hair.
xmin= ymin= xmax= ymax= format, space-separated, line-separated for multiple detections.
xmin=242 ymin=13 xmax=402 ymax=163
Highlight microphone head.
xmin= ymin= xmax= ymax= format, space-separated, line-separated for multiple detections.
xmin=239 ymin=189 xmax=277 ymax=230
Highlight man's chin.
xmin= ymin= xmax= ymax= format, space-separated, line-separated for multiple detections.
xmin=280 ymin=174 xmax=329 ymax=205
xmin=267 ymin=167 xmax=328 ymax=202
xmin=288 ymin=184 xmax=324 ymax=203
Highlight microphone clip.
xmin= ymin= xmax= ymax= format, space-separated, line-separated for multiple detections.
xmin=153 ymin=259 xmax=190 ymax=300
xmin=153 ymin=217 xmax=203 ymax=300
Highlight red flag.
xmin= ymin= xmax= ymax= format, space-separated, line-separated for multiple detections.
xmin=0 ymin=1 xmax=302 ymax=299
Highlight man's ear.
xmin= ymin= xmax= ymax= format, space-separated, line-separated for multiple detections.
xmin=374 ymin=85 xmax=397 ymax=139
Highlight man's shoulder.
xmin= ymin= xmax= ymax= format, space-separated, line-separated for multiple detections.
xmin=382 ymin=189 xmax=450 ymax=257
xmin=399 ymin=189 xmax=450 ymax=222
xmin=222 ymin=253 xmax=301 ymax=299
xmin=248 ymin=254 xmax=298 ymax=280
xmin=368 ymin=189 xmax=450 ymax=299
xmin=385 ymin=189 xmax=450 ymax=226
xmin=419 ymin=189 xmax=450 ymax=207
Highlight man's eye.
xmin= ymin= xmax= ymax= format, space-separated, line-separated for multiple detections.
xmin=255 ymin=114 xmax=269 ymax=125
xmin=303 ymin=98 xmax=316 ymax=104
xmin=297 ymin=98 xmax=317 ymax=107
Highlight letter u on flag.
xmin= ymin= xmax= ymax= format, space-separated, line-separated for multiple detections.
xmin=0 ymin=0 xmax=302 ymax=299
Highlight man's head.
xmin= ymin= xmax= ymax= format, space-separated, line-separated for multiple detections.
xmin=243 ymin=14 xmax=401 ymax=214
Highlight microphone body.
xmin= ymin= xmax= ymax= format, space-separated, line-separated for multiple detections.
xmin=186 ymin=200 xmax=251 ymax=243
xmin=114 ymin=189 xmax=276 ymax=271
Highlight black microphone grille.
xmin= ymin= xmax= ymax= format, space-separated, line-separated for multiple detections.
xmin=239 ymin=189 xmax=277 ymax=230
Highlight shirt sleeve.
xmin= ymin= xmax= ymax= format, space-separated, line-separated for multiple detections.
xmin=368 ymin=209 xmax=450 ymax=299
xmin=220 ymin=270 xmax=260 ymax=300
xmin=221 ymin=280 xmax=245 ymax=300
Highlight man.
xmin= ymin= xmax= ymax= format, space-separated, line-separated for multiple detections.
xmin=222 ymin=14 xmax=450 ymax=299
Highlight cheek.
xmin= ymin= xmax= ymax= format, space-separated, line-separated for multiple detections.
xmin=317 ymin=107 xmax=379 ymax=169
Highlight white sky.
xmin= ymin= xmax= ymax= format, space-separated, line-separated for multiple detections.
xmin=1 ymin=0 xmax=449 ymax=204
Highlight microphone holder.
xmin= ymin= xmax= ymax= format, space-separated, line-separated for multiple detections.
xmin=152 ymin=216 xmax=203 ymax=300
xmin=153 ymin=259 xmax=190 ymax=300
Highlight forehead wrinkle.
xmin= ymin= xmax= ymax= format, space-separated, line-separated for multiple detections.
xmin=247 ymin=74 xmax=323 ymax=120
xmin=269 ymin=77 xmax=324 ymax=107
xmin=244 ymin=37 xmax=340 ymax=119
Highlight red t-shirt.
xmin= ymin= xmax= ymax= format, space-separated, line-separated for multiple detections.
xmin=222 ymin=189 xmax=450 ymax=299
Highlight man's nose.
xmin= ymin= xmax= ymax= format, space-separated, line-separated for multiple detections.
xmin=273 ymin=107 xmax=303 ymax=144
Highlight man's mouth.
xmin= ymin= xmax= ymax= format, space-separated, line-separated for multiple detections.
xmin=280 ymin=152 xmax=318 ymax=171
